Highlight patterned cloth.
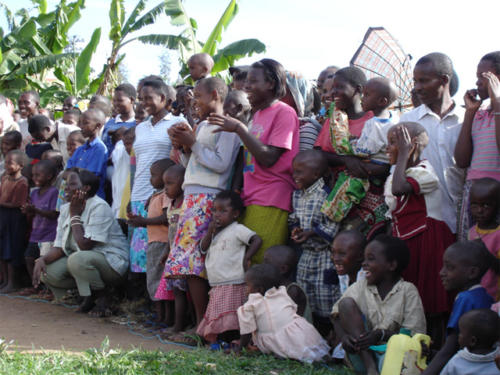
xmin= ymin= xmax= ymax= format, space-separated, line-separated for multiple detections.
xmin=288 ymin=178 xmax=339 ymax=251
xmin=457 ymin=180 xmax=473 ymax=242
xmin=297 ymin=249 xmax=341 ymax=318
xmin=196 ymin=283 xmax=247 ymax=342
xmin=163 ymin=193 xmax=215 ymax=279
xmin=321 ymin=109 xmax=369 ymax=221
xmin=129 ymin=200 xmax=148 ymax=273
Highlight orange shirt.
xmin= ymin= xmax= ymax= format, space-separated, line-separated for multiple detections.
xmin=147 ymin=191 xmax=170 ymax=243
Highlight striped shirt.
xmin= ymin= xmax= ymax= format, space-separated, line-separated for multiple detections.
xmin=468 ymin=109 xmax=500 ymax=181
xmin=131 ymin=113 xmax=183 ymax=201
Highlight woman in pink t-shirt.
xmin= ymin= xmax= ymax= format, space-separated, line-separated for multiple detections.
xmin=209 ymin=59 xmax=299 ymax=263
xmin=314 ymin=67 xmax=389 ymax=238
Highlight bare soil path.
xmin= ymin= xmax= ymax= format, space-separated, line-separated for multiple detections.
xmin=0 ymin=294 xmax=184 ymax=353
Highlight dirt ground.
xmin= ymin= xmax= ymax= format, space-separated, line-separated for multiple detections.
xmin=0 ymin=294 xmax=185 ymax=353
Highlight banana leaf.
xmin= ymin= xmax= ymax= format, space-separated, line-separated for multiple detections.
xmin=76 ymin=27 xmax=101 ymax=92
xmin=201 ymin=0 xmax=238 ymax=56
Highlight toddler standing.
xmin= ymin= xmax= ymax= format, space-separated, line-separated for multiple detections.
xmin=127 ymin=158 xmax=174 ymax=322
xmin=289 ymin=149 xmax=339 ymax=334
xmin=21 ymin=160 xmax=59 ymax=293
xmin=0 ymin=150 xmax=29 ymax=292
xmin=196 ymin=191 xmax=262 ymax=345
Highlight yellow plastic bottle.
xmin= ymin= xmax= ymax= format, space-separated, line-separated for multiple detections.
xmin=380 ymin=332 xmax=431 ymax=375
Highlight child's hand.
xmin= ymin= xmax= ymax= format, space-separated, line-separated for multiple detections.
xmin=483 ymin=71 xmax=500 ymax=108
xmin=341 ymin=334 xmax=358 ymax=353
xmin=343 ymin=156 xmax=369 ymax=178
xmin=291 ymin=228 xmax=314 ymax=243
xmin=463 ymin=89 xmax=482 ymax=112
xmin=170 ymin=125 xmax=196 ymax=148
xmin=208 ymin=113 xmax=243 ymax=133
xmin=127 ymin=214 xmax=146 ymax=227
xmin=21 ymin=203 xmax=36 ymax=215
xmin=395 ymin=125 xmax=413 ymax=157
xmin=69 ymin=189 xmax=87 ymax=217
xmin=290 ymin=227 xmax=303 ymax=241
xmin=356 ymin=330 xmax=382 ymax=350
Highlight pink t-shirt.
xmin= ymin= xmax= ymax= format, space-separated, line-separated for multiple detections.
xmin=467 ymin=109 xmax=500 ymax=181
xmin=468 ymin=224 xmax=500 ymax=299
xmin=314 ymin=112 xmax=374 ymax=153
xmin=241 ymin=101 xmax=299 ymax=212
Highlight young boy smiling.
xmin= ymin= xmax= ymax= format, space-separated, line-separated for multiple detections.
xmin=66 ymin=109 xmax=108 ymax=199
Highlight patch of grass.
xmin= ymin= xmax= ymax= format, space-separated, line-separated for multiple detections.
xmin=0 ymin=339 xmax=353 ymax=375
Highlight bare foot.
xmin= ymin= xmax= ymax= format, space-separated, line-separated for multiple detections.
xmin=76 ymin=296 xmax=96 ymax=313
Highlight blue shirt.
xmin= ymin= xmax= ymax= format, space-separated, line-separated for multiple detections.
xmin=102 ymin=116 xmax=135 ymax=155
xmin=66 ymin=137 xmax=108 ymax=199
xmin=447 ymin=286 xmax=493 ymax=333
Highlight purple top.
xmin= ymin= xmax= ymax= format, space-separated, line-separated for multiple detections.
xmin=30 ymin=186 xmax=58 ymax=242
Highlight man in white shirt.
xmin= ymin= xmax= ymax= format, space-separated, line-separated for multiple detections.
xmin=400 ymin=53 xmax=464 ymax=234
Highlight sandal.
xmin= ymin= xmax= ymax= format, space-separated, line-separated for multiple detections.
xmin=167 ymin=332 xmax=200 ymax=346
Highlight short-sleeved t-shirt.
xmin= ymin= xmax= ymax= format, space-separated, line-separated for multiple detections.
xmin=241 ymin=101 xmax=299 ymax=212
xmin=30 ymin=186 xmax=58 ymax=242
xmin=147 ymin=191 xmax=170 ymax=243
xmin=205 ymin=221 xmax=256 ymax=286
xmin=447 ymin=286 xmax=493 ymax=333
xmin=0 ymin=174 xmax=29 ymax=206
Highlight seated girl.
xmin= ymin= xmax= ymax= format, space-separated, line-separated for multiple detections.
xmin=237 ymin=264 xmax=330 ymax=363
xmin=331 ymin=235 xmax=426 ymax=375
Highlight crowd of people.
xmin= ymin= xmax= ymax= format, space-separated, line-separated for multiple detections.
xmin=0 ymin=49 xmax=500 ymax=374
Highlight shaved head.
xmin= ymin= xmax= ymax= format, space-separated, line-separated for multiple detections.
xmin=85 ymin=108 xmax=105 ymax=125
xmin=188 ymin=53 xmax=214 ymax=70
xmin=293 ymin=149 xmax=327 ymax=175
xmin=366 ymin=77 xmax=398 ymax=104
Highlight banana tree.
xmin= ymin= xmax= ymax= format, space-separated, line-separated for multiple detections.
xmin=139 ymin=0 xmax=266 ymax=82
xmin=97 ymin=0 xmax=179 ymax=95
xmin=0 ymin=0 xmax=101 ymax=105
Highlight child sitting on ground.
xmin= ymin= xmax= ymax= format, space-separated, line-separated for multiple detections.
xmin=196 ymin=191 xmax=262 ymax=347
xmin=66 ymin=109 xmax=108 ymax=199
xmin=20 ymin=160 xmax=59 ymax=295
xmin=440 ymin=309 xmax=500 ymax=375
xmin=237 ymin=264 xmax=330 ymax=363
xmin=263 ymin=245 xmax=311 ymax=321
xmin=423 ymin=241 xmax=496 ymax=375
xmin=0 ymin=131 xmax=22 ymax=176
xmin=467 ymin=178 xmax=500 ymax=299
xmin=321 ymin=76 xmax=397 ymax=222
xmin=156 ymin=164 xmax=188 ymax=333
xmin=127 ymin=158 xmax=174 ymax=324
xmin=289 ymin=149 xmax=339 ymax=335
xmin=332 ymin=235 xmax=426 ymax=375
xmin=26 ymin=115 xmax=53 ymax=163
xmin=0 ymin=150 xmax=29 ymax=292
xmin=385 ymin=122 xmax=455 ymax=344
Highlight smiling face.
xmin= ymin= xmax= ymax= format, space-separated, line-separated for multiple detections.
xmin=113 ymin=90 xmax=134 ymax=116
xmin=1 ymin=136 xmax=19 ymax=157
xmin=292 ymin=158 xmax=320 ymax=190
xmin=79 ymin=112 xmax=101 ymax=138
xmin=244 ymin=67 xmax=274 ymax=110
xmin=331 ymin=234 xmax=364 ymax=276
xmin=212 ymin=197 xmax=239 ymax=230
xmin=192 ymin=83 xmax=214 ymax=120
xmin=63 ymin=171 xmax=88 ymax=202
xmin=386 ymin=126 xmax=399 ymax=165
xmin=18 ymin=93 xmax=39 ymax=118
xmin=32 ymin=163 xmax=53 ymax=188
xmin=412 ymin=62 xmax=447 ymax=106
xmin=140 ymin=86 xmax=165 ymax=117
xmin=332 ymin=75 xmax=359 ymax=111
xmin=362 ymin=240 xmax=396 ymax=285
